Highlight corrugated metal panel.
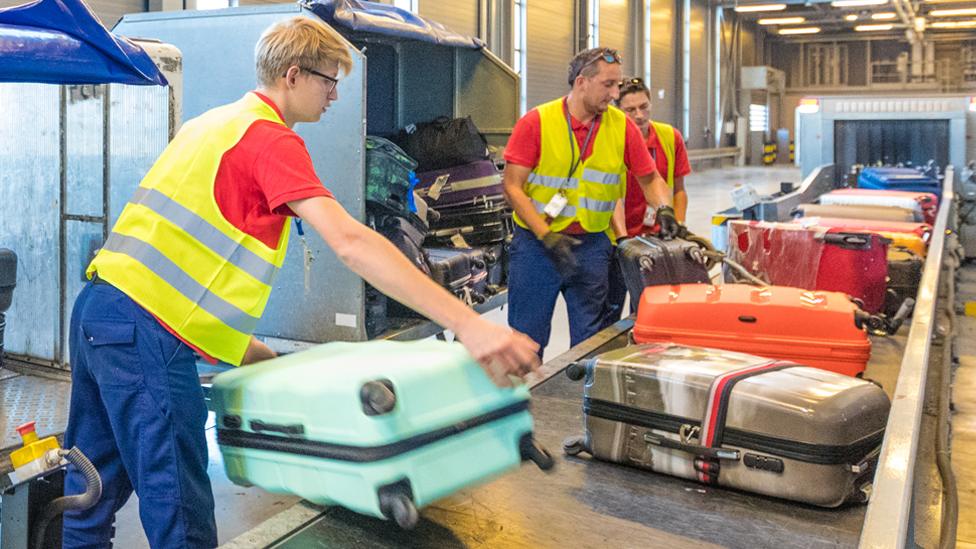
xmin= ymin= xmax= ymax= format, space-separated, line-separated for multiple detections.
xmin=599 ymin=0 xmax=634 ymax=76
xmin=686 ymin=0 xmax=709 ymax=148
xmin=419 ymin=0 xmax=478 ymax=39
xmin=649 ymin=0 xmax=676 ymax=126
xmin=526 ymin=0 xmax=574 ymax=109
xmin=0 ymin=84 xmax=61 ymax=363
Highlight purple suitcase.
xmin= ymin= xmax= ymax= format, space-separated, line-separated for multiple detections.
xmin=415 ymin=160 xmax=503 ymax=209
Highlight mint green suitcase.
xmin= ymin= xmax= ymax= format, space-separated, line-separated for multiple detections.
xmin=211 ymin=340 xmax=552 ymax=528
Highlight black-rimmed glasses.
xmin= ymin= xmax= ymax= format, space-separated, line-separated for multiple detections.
xmin=301 ymin=67 xmax=339 ymax=94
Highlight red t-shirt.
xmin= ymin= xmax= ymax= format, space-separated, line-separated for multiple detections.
xmin=159 ymin=92 xmax=334 ymax=363
xmin=504 ymin=99 xmax=657 ymax=234
xmin=624 ymin=125 xmax=691 ymax=237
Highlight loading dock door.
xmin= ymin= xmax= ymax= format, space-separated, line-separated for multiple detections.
xmin=833 ymin=119 xmax=949 ymax=179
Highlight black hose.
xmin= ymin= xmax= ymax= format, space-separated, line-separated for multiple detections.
xmin=32 ymin=447 xmax=103 ymax=549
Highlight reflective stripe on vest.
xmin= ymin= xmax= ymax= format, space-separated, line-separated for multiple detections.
xmin=88 ymin=93 xmax=290 ymax=365
xmin=650 ymin=121 xmax=676 ymax=189
xmin=514 ymin=98 xmax=628 ymax=233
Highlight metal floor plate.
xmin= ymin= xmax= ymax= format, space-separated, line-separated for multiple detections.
xmin=1 ymin=372 xmax=70 ymax=451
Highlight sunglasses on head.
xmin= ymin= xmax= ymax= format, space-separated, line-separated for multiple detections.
xmin=619 ymin=77 xmax=648 ymax=93
xmin=570 ymin=48 xmax=621 ymax=83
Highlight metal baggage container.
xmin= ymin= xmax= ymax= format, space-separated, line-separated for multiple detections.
xmin=632 ymin=284 xmax=872 ymax=377
xmin=212 ymin=340 xmax=553 ymax=529
xmin=616 ymin=236 xmax=711 ymax=307
xmin=793 ymin=203 xmax=922 ymax=223
xmin=563 ymin=343 xmax=889 ymax=508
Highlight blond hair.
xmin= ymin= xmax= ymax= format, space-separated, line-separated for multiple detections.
xmin=255 ymin=17 xmax=353 ymax=87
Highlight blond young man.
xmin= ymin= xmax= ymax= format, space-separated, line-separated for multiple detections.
xmin=63 ymin=17 xmax=539 ymax=548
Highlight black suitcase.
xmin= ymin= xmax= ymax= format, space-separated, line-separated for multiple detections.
xmin=885 ymin=249 xmax=922 ymax=317
xmin=617 ymin=236 xmax=711 ymax=305
xmin=426 ymin=198 xmax=513 ymax=247
xmin=373 ymin=214 xmax=430 ymax=276
xmin=479 ymin=242 xmax=507 ymax=290
xmin=0 ymin=248 xmax=15 ymax=313
xmin=426 ymin=248 xmax=488 ymax=305
xmin=364 ymin=285 xmax=389 ymax=339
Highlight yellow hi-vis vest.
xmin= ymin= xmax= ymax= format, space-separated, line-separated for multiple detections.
xmin=650 ymin=120 xmax=676 ymax=189
xmin=88 ymin=93 xmax=291 ymax=365
xmin=513 ymin=98 xmax=628 ymax=233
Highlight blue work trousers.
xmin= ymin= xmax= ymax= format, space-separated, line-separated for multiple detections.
xmin=508 ymin=226 xmax=613 ymax=354
xmin=62 ymin=282 xmax=217 ymax=549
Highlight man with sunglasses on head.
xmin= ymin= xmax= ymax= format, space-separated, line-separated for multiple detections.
xmin=62 ymin=17 xmax=540 ymax=548
xmin=502 ymin=47 xmax=678 ymax=355
xmin=601 ymin=76 xmax=692 ymax=326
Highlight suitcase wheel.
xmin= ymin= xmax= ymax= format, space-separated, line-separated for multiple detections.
xmin=565 ymin=362 xmax=587 ymax=381
xmin=360 ymin=380 xmax=397 ymax=416
xmin=561 ymin=435 xmax=588 ymax=457
xmin=520 ymin=433 xmax=555 ymax=471
xmin=378 ymin=480 xmax=419 ymax=529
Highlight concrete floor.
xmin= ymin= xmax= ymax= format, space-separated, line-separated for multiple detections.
xmin=106 ymin=163 xmax=803 ymax=547
xmin=954 ymin=265 xmax=976 ymax=548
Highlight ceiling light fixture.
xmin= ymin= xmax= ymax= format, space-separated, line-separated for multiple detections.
xmin=929 ymin=19 xmax=976 ymax=27
xmin=929 ymin=7 xmax=976 ymax=16
xmin=734 ymin=3 xmax=787 ymax=12
xmin=831 ymin=0 xmax=887 ymax=6
xmin=779 ymin=26 xmax=822 ymax=34
xmin=758 ymin=16 xmax=806 ymax=24
xmin=845 ymin=14 xmax=859 ymax=20
xmin=871 ymin=12 xmax=897 ymax=19
xmin=855 ymin=23 xmax=895 ymax=30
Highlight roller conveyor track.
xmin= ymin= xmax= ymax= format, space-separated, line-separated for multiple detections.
xmin=264 ymin=322 xmax=907 ymax=549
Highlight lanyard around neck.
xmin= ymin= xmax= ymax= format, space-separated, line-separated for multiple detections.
xmin=565 ymin=99 xmax=599 ymax=182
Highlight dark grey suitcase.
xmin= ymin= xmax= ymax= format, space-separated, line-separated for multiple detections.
xmin=374 ymin=214 xmax=431 ymax=276
xmin=426 ymin=248 xmax=488 ymax=305
xmin=616 ymin=236 xmax=711 ymax=305
xmin=563 ymin=343 xmax=889 ymax=508
xmin=885 ymin=249 xmax=922 ymax=317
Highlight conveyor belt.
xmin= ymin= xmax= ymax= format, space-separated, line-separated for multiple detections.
xmin=259 ymin=324 xmax=907 ymax=549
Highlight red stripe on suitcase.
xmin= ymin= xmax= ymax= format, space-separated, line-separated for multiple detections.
xmin=697 ymin=360 xmax=796 ymax=483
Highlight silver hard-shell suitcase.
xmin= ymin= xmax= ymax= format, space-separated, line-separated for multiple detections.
xmin=563 ymin=343 xmax=889 ymax=507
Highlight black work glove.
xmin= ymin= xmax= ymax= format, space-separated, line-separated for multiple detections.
xmin=541 ymin=232 xmax=582 ymax=278
xmin=655 ymin=206 xmax=682 ymax=240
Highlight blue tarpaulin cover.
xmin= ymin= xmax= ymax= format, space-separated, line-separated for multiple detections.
xmin=309 ymin=0 xmax=483 ymax=49
xmin=0 ymin=0 xmax=167 ymax=86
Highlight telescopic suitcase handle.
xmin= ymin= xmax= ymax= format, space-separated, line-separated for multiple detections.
xmin=643 ymin=432 xmax=741 ymax=461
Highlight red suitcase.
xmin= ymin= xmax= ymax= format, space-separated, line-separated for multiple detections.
xmin=727 ymin=220 xmax=889 ymax=313
xmin=632 ymin=284 xmax=872 ymax=377
xmin=792 ymin=217 xmax=931 ymax=257
xmin=820 ymin=188 xmax=938 ymax=225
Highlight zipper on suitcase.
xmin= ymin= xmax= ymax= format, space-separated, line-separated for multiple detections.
xmin=584 ymin=398 xmax=883 ymax=465
xmin=217 ymin=400 xmax=530 ymax=462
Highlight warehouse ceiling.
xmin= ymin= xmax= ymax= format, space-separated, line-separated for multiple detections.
xmin=725 ymin=0 xmax=976 ymax=40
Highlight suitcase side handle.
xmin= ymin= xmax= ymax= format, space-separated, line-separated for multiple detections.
xmin=643 ymin=432 xmax=741 ymax=461
xmin=820 ymin=232 xmax=872 ymax=250
xmin=249 ymin=419 xmax=305 ymax=436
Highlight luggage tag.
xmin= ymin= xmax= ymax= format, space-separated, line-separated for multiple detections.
xmin=543 ymin=191 xmax=569 ymax=218
xmin=642 ymin=207 xmax=657 ymax=227
xmin=450 ymin=232 xmax=471 ymax=248
xmin=427 ymin=174 xmax=450 ymax=201
xmin=295 ymin=219 xmax=315 ymax=291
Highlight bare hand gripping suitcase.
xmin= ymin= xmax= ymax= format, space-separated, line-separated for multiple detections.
xmin=563 ymin=343 xmax=889 ymax=507
xmin=212 ymin=340 xmax=553 ymax=529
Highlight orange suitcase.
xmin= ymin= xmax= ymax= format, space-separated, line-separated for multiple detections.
xmin=633 ymin=284 xmax=872 ymax=377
